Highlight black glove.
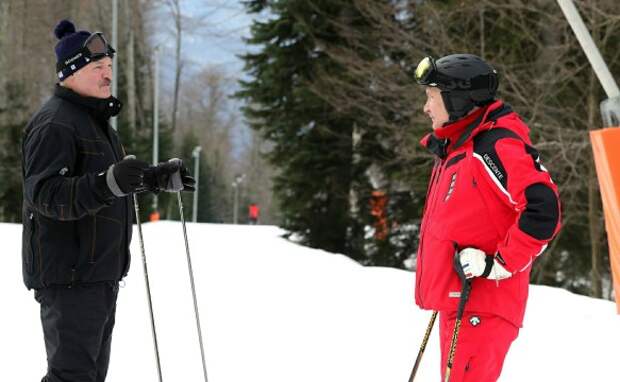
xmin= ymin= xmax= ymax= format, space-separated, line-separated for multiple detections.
xmin=105 ymin=156 xmax=150 ymax=197
xmin=143 ymin=158 xmax=196 ymax=193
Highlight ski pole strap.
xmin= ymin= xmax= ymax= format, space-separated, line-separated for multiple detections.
xmin=452 ymin=248 xmax=472 ymax=318
xmin=480 ymin=255 xmax=495 ymax=278
xmin=456 ymin=280 xmax=472 ymax=320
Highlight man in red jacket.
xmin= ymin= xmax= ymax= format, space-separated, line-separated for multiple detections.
xmin=248 ymin=203 xmax=260 ymax=225
xmin=413 ymin=54 xmax=561 ymax=381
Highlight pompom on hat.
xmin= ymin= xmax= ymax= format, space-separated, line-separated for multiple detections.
xmin=53 ymin=19 xmax=114 ymax=81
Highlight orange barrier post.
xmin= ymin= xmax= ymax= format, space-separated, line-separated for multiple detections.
xmin=590 ymin=128 xmax=620 ymax=313
xmin=149 ymin=211 xmax=160 ymax=222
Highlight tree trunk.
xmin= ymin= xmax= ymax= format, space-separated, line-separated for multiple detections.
xmin=125 ymin=1 xmax=137 ymax=136
xmin=530 ymin=0 xmax=561 ymax=284
xmin=0 ymin=0 xmax=9 ymax=122
xmin=170 ymin=0 xmax=182 ymax=136
xmin=479 ymin=7 xmax=485 ymax=58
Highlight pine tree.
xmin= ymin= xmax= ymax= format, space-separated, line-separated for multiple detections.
xmin=238 ymin=0 xmax=424 ymax=266
xmin=238 ymin=0 xmax=358 ymax=255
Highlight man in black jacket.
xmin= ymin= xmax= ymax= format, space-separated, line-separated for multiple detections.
xmin=22 ymin=20 xmax=194 ymax=382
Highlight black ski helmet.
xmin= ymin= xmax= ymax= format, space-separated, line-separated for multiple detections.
xmin=415 ymin=54 xmax=499 ymax=121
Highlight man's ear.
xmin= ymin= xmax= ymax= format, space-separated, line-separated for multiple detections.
xmin=60 ymin=76 xmax=75 ymax=90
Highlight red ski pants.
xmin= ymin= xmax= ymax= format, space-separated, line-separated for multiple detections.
xmin=439 ymin=311 xmax=519 ymax=382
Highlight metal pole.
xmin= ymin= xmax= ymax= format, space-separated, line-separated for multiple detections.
xmin=133 ymin=194 xmax=164 ymax=382
xmin=232 ymin=174 xmax=245 ymax=224
xmin=192 ymin=146 xmax=202 ymax=223
xmin=557 ymin=0 xmax=620 ymax=99
xmin=233 ymin=184 xmax=239 ymax=224
xmin=408 ymin=311 xmax=438 ymax=382
xmin=111 ymin=0 xmax=118 ymax=131
xmin=444 ymin=252 xmax=473 ymax=382
xmin=177 ymin=192 xmax=209 ymax=382
xmin=152 ymin=47 xmax=160 ymax=213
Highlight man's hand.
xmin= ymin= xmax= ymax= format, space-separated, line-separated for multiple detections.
xmin=143 ymin=158 xmax=196 ymax=193
xmin=105 ymin=156 xmax=150 ymax=196
xmin=458 ymin=248 xmax=512 ymax=280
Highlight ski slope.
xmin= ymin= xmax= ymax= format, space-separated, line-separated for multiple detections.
xmin=1 ymin=221 xmax=617 ymax=381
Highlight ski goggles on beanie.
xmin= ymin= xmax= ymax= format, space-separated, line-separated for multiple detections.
xmin=56 ymin=32 xmax=115 ymax=81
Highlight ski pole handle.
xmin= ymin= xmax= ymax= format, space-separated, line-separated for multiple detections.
xmin=453 ymin=244 xmax=467 ymax=283
xmin=444 ymin=249 xmax=472 ymax=382
xmin=165 ymin=158 xmax=184 ymax=192
xmin=453 ymin=246 xmax=472 ymax=306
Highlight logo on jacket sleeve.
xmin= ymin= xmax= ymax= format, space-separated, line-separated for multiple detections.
xmin=482 ymin=153 xmax=504 ymax=181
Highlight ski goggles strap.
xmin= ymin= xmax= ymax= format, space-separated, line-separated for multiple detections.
xmin=56 ymin=32 xmax=115 ymax=81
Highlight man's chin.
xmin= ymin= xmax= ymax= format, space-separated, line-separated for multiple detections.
xmin=96 ymin=88 xmax=112 ymax=99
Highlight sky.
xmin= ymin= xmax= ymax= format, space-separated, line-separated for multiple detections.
xmin=183 ymin=1 xmax=254 ymax=75
xmin=151 ymin=1 xmax=259 ymax=156
xmin=154 ymin=1 xmax=256 ymax=87
xmin=2 ymin=220 xmax=619 ymax=381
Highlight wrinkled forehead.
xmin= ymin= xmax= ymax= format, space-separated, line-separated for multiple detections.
xmin=93 ymin=56 xmax=112 ymax=65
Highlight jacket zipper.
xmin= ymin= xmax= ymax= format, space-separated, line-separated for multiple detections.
xmin=107 ymin=129 xmax=132 ymax=278
xmin=93 ymin=119 xmax=130 ymax=277
xmin=28 ymin=212 xmax=35 ymax=274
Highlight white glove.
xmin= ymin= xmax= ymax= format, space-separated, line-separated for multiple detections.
xmin=458 ymin=248 xmax=512 ymax=280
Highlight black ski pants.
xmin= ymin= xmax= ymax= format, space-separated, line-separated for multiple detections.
xmin=35 ymin=282 xmax=119 ymax=382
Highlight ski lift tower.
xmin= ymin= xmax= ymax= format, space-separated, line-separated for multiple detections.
xmin=557 ymin=0 xmax=620 ymax=311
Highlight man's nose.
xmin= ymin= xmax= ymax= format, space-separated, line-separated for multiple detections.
xmin=103 ymin=66 xmax=113 ymax=78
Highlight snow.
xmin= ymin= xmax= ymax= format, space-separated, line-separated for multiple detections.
xmin=1 ymin=221 xmax=618 ymax=381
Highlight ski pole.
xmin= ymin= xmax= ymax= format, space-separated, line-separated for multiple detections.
xmin=133 ymin=193 xmax=164 ymax=382
xmin=177 ymin=191 xmax=209 ymax=382
xmin=444 ymin=250 xmax=472 ymax=382
xmin=408 ymin=310 xmax=438 ymax=382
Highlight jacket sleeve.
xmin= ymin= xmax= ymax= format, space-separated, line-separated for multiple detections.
xmin=23 ymin=122 xmax=116 ymax=221
xmin=473 ymin=134 xmax=561 ymax=274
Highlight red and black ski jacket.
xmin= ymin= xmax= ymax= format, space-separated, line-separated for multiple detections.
xmin=415 ymin=100 xmax=561 ymax=327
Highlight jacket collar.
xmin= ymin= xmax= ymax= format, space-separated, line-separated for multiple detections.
xmin=54 ymin=84 xmax=122 ymax=122
xmin=421 ymin=100 xmax=511 ymax=159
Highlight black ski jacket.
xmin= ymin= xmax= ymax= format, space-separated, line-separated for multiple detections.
xmin=21 ymin=85 xmax=133 ymax=289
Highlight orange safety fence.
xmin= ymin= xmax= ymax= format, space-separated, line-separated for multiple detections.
xmin=590 ymin=128 xmax=620 ymax=313
xmin=370 ymin=191 xmax=389 ymax=241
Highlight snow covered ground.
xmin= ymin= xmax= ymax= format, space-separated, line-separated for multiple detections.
xmin=1 ymin=221 xmax=618 ymax=381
